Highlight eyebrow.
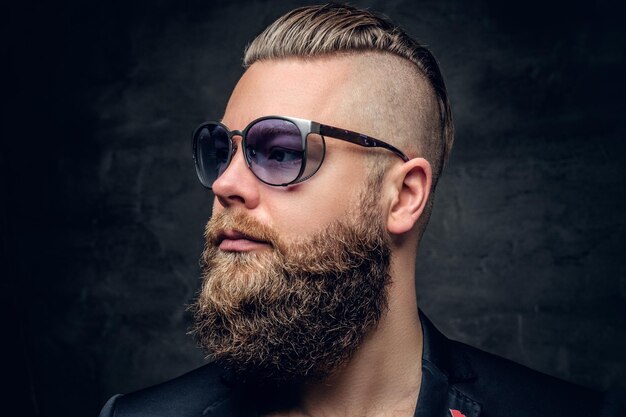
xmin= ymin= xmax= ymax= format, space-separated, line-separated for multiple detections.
xmin=217 ymin=119 xmax=296 ymax=135
xmin=251 ymin=124 xmax=298 ymax=136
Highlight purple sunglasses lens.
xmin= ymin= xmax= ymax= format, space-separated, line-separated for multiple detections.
xmin=245 ymin=119 xmax=305 ymax=185
xmin=195 ymin=123 xmax=231 ymax=188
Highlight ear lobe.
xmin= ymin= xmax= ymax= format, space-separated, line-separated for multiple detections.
xmin=387 ymin=158 xmax=432 ymax=235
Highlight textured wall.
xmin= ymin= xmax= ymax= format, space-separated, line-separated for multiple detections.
xmin=4 ymin=0 xmax=625 ymax=416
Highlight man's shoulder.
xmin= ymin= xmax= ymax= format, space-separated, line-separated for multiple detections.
xmin=447 ymin=338 xmax=606 ymax=416
xmin=99 ymin=362 xmax=229 ymax=417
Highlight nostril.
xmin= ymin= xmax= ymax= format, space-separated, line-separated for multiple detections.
xmin=216 ymin=193 xmax=245 ymax=207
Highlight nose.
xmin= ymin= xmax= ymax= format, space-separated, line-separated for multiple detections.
xmin=211 ymin=136 xmax=261 ymax=210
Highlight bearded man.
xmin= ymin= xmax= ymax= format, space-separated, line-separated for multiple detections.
xmin=99 ymin=4 xmax=617 ymax=417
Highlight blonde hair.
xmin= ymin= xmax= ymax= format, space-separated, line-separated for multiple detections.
xmin=243 ymin=3 xmax=454 ymax=185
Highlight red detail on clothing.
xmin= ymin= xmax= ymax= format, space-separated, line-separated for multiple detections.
xmin=450 ymin=409 xmax=467 ymax=417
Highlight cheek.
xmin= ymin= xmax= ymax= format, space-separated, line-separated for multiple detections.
xmin=272 ymin=198 xmax=347 ymax=236
xmin=265 ymin=184 xmax=363 ymax=238
xmin=282 ymin=161 xmax=367 ymax=235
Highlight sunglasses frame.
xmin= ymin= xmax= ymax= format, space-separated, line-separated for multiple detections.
xmin=192 ymin=115 xmax=410 ymax=188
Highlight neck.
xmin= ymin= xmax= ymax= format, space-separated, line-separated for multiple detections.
xmin=266 ymin=254 xmax=423 ymax=417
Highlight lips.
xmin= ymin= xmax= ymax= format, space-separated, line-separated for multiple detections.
xmin=216 ymin=229 xmax=271 ymax=252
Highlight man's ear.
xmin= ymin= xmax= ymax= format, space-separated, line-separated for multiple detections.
xmin=386 ymin=157 xmax=432 ymax=235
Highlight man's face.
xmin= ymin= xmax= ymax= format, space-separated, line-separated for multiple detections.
xmin=210 ymin=57 xmax=380 ymax=240
xmin=191 ymin=56 xmax=396 ymax=382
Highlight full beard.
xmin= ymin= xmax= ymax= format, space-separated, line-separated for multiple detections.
xmin=191 ymin=187 xmax=391 ymax=383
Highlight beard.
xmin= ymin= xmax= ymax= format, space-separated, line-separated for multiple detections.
xmin=191 ymin=184 xmax=391 ymax=383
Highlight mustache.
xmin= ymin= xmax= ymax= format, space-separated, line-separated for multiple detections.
xmin=205 ymin=210 xmax=283 ymax=250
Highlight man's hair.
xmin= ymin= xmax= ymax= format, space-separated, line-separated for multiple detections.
xmin=243 ymin=3 xmax=454 ymax=191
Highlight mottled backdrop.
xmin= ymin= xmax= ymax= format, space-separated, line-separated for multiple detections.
xmin=4 ymin=0 xmax=625 ymax=416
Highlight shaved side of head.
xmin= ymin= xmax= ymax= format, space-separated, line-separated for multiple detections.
xmin=336 ymin=52 xmax=441 ymax=177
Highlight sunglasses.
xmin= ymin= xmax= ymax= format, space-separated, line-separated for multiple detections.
xmin=192 ymin=115 xmax=409 ymax=188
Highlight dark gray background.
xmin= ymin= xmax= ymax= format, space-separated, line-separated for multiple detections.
xmin=4 ymin=0 xmax=625 ymax=416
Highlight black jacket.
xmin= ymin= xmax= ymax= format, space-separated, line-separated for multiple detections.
xmin=99 ymin=312 xmax=620 ymax=416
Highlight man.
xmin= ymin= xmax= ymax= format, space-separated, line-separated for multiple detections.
xmin=100 ymin=4 xmax=617 ymax=417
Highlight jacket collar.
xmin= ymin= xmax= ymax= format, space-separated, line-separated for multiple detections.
xmin=416 ymin=310 xmax=482 ymax=417
xmin=205 ymin=310 xmax=482 ymax=417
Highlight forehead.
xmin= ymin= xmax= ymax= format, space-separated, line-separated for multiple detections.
xmin=223 ymin=56 xmax=358 ymax=130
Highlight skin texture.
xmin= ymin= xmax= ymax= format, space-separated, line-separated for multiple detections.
xmin=210 ymin=54 xmax=434 ymax=416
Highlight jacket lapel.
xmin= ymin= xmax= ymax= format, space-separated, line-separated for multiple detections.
xmin=202 ymin=372 xmax=258 ymax=417
xmin=416 ymin=311 xmax=482 ymax=417
xmin=202 ymin=393 xmax=257 ymax=417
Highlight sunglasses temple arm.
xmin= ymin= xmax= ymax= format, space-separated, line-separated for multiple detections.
xmin=317 ymin=124 xmax=409 ymax=162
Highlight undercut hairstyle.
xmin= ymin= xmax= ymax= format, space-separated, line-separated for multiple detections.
xmin=243 ymin=3 xmax=454 ymax=193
